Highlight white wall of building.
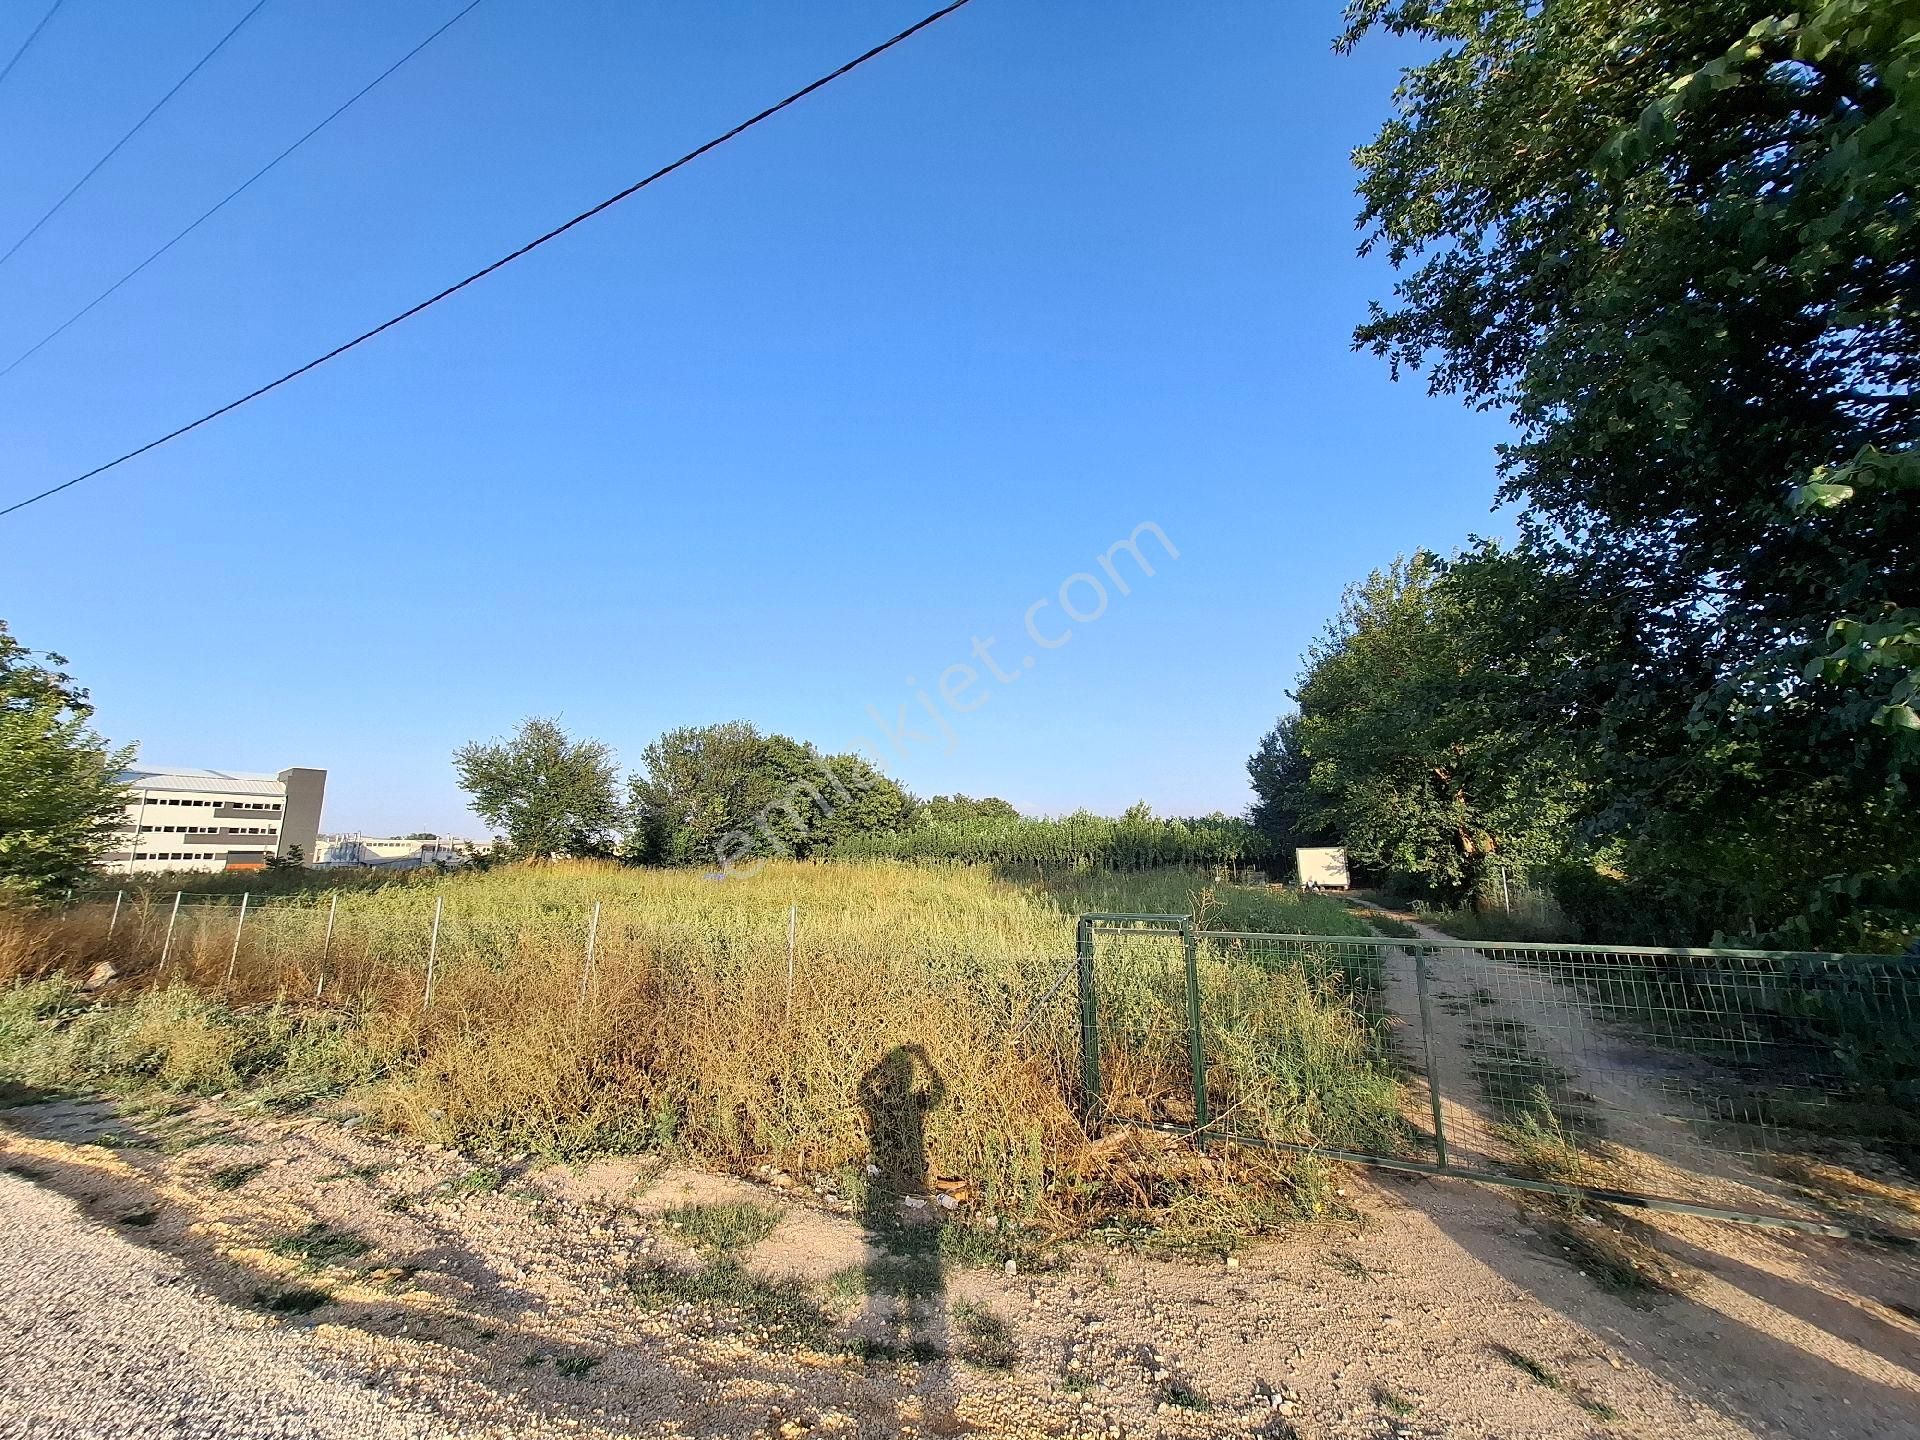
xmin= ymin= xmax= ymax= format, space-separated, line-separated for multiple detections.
xmin=109 ymin=766 xmax=324 ymax=874
xmin=312 ymin=835 xmax=482 ymax=870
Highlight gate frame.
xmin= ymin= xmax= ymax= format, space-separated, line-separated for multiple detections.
xmin=1077 ymin=913 xmax=1917 ymax=1247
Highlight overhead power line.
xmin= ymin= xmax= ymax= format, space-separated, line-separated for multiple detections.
xmin=0 ymin=0 xmax=274 ymax=270
xmin=0 ymin=0 xmax=978 ymax=521
xmin=0 ymin=0 xmax=66 ymax=93
xmin=0 ymin=0 xmax=486 ymax=381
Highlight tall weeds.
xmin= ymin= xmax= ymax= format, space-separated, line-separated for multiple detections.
xmin=1 ymin=862 xmax=1390 ymax=1236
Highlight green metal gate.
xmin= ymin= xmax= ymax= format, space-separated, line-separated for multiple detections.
xmin=1075 ymin=913 xmax=1920 ymax=1244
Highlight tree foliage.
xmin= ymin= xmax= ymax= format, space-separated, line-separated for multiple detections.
xmin=917 ymin=794 xmax=1021 ymax=825
xmin=1250 ymin=552 xmax=1583 ymax=902
xmin=1337 ymin=0 xmax=1920 ymax=943
xmin=626 ymin=722 xmax=912 ymax=867
xmin=0 ymin=620 xmax=132 ymax=902
xmin=453 ymin=717 xmax=623 ymax=861
xmin=831 ymin=808 xmax=1271 ymax=870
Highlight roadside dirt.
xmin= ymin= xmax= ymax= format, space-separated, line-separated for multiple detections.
xmin=3 ymin=1078 xmax=1918 ymax=1438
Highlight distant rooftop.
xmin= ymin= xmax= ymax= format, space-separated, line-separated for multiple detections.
xmin=118 ymin=765 xmax=290 ymax=797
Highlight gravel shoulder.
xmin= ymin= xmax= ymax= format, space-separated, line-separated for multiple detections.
xmin=0 ymin=1169 xmax=607 ymax=1440
xmin=3 ymin=1082 xmax=1918 ymax=1439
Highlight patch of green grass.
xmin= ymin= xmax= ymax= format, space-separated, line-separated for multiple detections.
xmin=0 ymin=977 xmax=379 ymax=1107
xmin=1160 ymin=1379 xmax=1211 ymax=1412
xmin=856 ymin=1247 xmax=946 ymax=1299
xmin=628 ymin=1258 xmax=830 ymax=1347
xmin=951 ymin=1301 xmax=1017 ymax=1368
xmin=1353 ymin=908 xmax=1419 ymax=940
xmin=823 ymin=1265 xmax=867 ymax=1303
xmin=1426 ymin=905 xmax=1577 ymax=945
xmin=256 ymin=1285 xmax=331 ymax=1314
xmin=931 ymin=1216 xmax=1056 ymax=1271
xmin=209 ymin=1160 xmax=267 ymax=1191
xmin=0 ymin=1079 xmax=61 ymax=1108
xmin=1372 ymin=1383 xmax=1417 ymax=1417
xmin=1465 ymin=1020 xmax=1600 ymax=1137
xmin=317 ymin=1162 xmax=386 ymax=1184
xmin=156 ymin=1123 xmax=228 ymax=1155
xmin=662 ymin=1200 xmax=781 ymax=1258
xmin=89 ymin=1131 xmax=153 ymax=1150
xmin=1491 ymin=1343 xmax=1561 ymax=1388
xmin=1320 ymin=1249 xmax=1373 ymax=1281
xmin=447 ymin=1165 xmax=507 ymax=1196
xmin=545 ymin=1353 xmax=601 ymax=1378
xmin=125 ymin=1098 xmax=191 ymax=1121
xmin=1490 ymin=1343 xmax=1618 ymax=1420
xmin=1491 ymin=1096 xmax=1684 ymax=1302
xmin=844 ymin=1333 xmax=944 ymax=1365
xmin=270 ymin=1222 xmax=371 ymax=1267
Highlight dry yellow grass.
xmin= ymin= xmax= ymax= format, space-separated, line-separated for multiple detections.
xmin=2 ymin=861 xmax=1390 ymax=1239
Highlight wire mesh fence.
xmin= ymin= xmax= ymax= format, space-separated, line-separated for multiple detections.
xmin=51 ymin=889 xmax=1083 ymax=1052
xmin=1079 ymin=920 xmax=1920 ymax=1242
xmin=43 ymin=890 xmax=1920 ymax=1239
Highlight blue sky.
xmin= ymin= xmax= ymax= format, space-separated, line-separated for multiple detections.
xmin=0 ymin=1 xmax=1512 ymax=836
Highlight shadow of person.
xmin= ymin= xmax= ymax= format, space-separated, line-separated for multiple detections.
xmin=856 ymin=1045 xmax=955 ymax=1386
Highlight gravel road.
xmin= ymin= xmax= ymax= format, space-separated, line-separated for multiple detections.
xmin=0 ymin=1173 xmax=577 ymax=1440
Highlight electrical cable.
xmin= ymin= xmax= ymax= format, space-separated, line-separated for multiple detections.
xmin=0 ymin=0 xmax=66 ymax=93
xmin=0 ymin=0 xmax=977 ymax=520
xmin=0 ymin=0 xmax=274 ymax=269
xmin=0 ymin=0 xmax=486 ymax=379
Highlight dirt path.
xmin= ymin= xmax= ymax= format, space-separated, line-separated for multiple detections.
xmin=1365 ymin=916 xmax=1920 ymax=1437
xmin=4 ymin=1087 xmax=1919 ymax=1439
xmin=1377 ymin=918 xmax=1807 ymax=1217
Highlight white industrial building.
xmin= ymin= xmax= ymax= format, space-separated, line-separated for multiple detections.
xmin=311 ymin=834 xmax=482 ymax=870
xmin=108 ymin=765 xmax=326 ymax=874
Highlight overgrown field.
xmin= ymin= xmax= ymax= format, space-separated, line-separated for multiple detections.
xmin=0 ymin=863 xmax=1391 ymax=1246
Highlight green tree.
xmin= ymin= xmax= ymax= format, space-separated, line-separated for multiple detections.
xmin=452 ymin=717 xmax=622 ymax=860
xmin=264 ymin=843 xmax=306 ymax=872
xmin=0 ymin=620 xmax=133 ymax=901
xmin=1250 ymin=552 xmax=1583 ymax=902
xmin=1344 ymin=0 xmax=1920 ymax=941
xmin=1246 ymin=715 xmax=1337 ymax=856
xmin=916 ymin=794 xmax=1020 ymax=825
xmin=626 ymin=722 xmax=911 ymax=867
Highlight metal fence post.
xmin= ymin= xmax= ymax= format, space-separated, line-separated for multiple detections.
xmin=1075 ymin=915 xmax=1102 ymax=1125
xmin=1181 ymin=916 xmax=1211 ymax=1144
xmin=157 ymin=891 xmax=183 ymax=982
xmin=107 ymin=890 xmax=124 ymax=938
xmin=422 ymin=895 xmax=444 ymax=1008
xmin=1412 ymin=943 xmax=1449 ymax=1169
xmin=224 ymin=892 xmax=249 ymax=984
xmin=577 ymin=900 xmax=602 ymax=1013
